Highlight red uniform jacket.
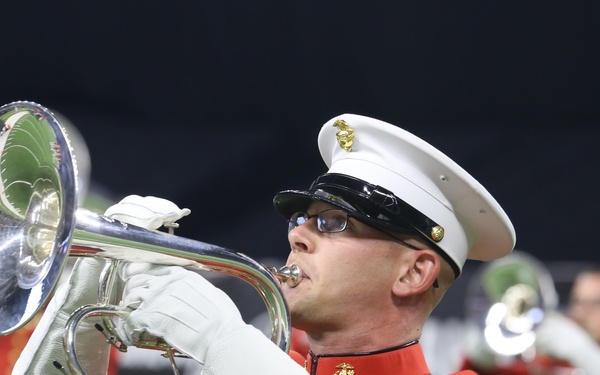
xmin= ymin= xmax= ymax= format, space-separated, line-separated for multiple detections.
xmin=291 ymin=341 xmax=477 ymax=375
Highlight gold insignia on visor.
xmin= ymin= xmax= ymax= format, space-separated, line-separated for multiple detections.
xmin=431 ymin=225 xmax=444 ymax=242
xmin=333 ymin=119 xmax=355 ymax=152
xmin=334 ymin=363 xmax=355 ymax=375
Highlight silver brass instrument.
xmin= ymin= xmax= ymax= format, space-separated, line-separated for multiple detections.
xmin=0 ymin=101 xmax=302 ymax=374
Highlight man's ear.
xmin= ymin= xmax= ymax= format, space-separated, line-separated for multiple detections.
xmin=392 ymin=250 xmax=440 ymax=297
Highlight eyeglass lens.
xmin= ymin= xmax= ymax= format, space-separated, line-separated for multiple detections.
xmin=288 ymin=209 xmax=349 ymax=233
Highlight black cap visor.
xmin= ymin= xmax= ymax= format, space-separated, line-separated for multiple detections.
xmin=274 ymin=173 xmax=439 ymax=238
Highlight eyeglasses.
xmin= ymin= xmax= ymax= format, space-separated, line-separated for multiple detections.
xmin=288 ymin=209 xmax=421 ymax=251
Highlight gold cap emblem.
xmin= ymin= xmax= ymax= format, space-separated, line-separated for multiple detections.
xmin=333 ymin=119 xmax=355 ymax=152
xmin=334 ymin=363 xmax=355 ymax=375
xmin=431 ymin=225 xmax=444 ymax=242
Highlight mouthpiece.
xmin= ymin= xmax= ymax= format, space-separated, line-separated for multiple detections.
xmin=269 ymin=264 xmax=302 ymax=287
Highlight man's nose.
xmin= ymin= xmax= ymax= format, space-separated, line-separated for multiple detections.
xmin=288 ymin=222 xmax=317 ymax=254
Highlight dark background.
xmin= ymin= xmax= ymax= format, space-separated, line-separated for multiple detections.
xmin=2 ymin=1 xmax=599 ymax=266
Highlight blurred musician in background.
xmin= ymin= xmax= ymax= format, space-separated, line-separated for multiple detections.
xmin=533 ymin=263 xmax=600 ymax=374
xmin=460 ymin=255 xmax=600 ymax=375
xmin=565 ymin=265 xmax=600 ymax=346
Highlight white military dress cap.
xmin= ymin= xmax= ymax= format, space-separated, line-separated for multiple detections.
xmin=274 ymin=114 xmax=516 ymax=276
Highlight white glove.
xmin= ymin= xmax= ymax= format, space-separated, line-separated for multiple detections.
xmin=104 ymin=195 xmax=190 ymax=230
xmin=118 ymin=264 xmax=307 ymax=375
xmin=13 ymin=258 xmax=110 ymax=375
xmin=534 ymin=311 xmax=600 ymax=372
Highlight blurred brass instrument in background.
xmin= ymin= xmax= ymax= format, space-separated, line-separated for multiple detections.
xmin=0 ymin=101 xmax=301 ymax=375
xmin=465 ymin=250 xmax=558 ymax=357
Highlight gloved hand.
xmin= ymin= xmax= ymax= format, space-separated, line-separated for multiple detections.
xmin=118 ymin=263 xmax=245 ymax=362
xmin=12 ymin=258 xmax=110 ymax=375
xmin=534 ymin=311 xmax=600 ymax=372
xmin=118 ymin=263 xmax=307 ymax=375
xmin=104 ymin=195 xmax=190 ymax=230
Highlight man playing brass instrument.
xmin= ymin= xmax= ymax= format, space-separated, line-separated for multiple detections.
xmin=15 ymin=114 xmax=516 ymax=374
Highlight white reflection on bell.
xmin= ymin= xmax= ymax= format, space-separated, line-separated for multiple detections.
xmin=484 ymin=303 xmax=536 ymax=356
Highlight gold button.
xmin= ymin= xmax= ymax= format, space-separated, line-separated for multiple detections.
xmin=431 ymin=225 xmax=444 ymax=242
